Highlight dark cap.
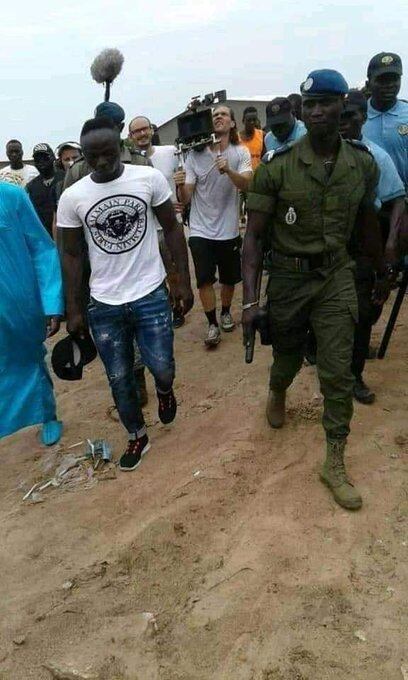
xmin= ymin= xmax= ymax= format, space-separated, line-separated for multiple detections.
xmin=367 ymin=52 xmax=402 ymax=78
xmin=266 ymin=97 xmax=292 ymax=125
xmin=51 ymin=333 xmax=97 ymax=381
xmin=344 ymin=89 xmax=368 ymax=114
xmin=94 ymin=101 xmax=125 ymax=125
xmin=301 ymin=69 xmax=349 ymax=97
xmin=32 ymin=143 xmax=54 ymax=158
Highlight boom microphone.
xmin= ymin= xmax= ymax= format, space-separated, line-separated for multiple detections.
xmin=90 ymin=48 xmax=124 ymax=102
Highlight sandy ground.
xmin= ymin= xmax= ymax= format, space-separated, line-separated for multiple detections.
xmin=1 ymin=282 xmax=408 ymax=680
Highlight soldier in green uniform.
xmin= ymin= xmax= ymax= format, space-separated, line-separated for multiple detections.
xmin=242 ymin=69 xmax=389 ymax=511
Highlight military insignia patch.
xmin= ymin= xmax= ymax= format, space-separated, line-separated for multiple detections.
xmin=381 ymin=55 xmax=394 ymax=65
xmin=398 ymin=124 xmax=408 ymax=136
xmin=303 ymin=77 xmax=313 ymax=92
xmin=285 ymin=207 xmax=297 ymax=225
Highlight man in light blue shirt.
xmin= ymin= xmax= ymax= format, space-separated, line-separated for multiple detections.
xmin=363 ymin=52 xmax=408 ymax=190
xmin=264 ymin=97 xmax=306 ymax=151
xmin=340 ymin=89 xmax=406 ymax=405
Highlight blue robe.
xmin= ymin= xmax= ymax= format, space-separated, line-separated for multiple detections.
xmin=0 ymin=182 xmax=64 ymax=438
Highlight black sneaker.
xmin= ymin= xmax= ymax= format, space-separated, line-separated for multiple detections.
xmin=173 ymin=307 xmax=185 ymax=329
xmin=157 ymin=389 xmax=177 ymax=424
xmin=353 ymin=377 xmax=375 ymax=405
xmin=119 ymin=435 xmax=151 ymax=471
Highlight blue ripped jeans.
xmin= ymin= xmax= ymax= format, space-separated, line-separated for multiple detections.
xmin=88 ymin=283 xmax=175 ymax=436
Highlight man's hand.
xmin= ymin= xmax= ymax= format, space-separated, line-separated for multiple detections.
xmin=46 ymin=315 xmax=61 ymax=338
xmin=173 ymin=169 xmax=186 ymax=186
xmin=67 ymin=310 xmax=88 ymax=339
xmin=384 ymin=236 xmax=399 ymax=265
xmin=176 ymin=279 xmax=194 ymax=315
xmin=397 ymin=208 xmax=408 ymax=257
xmin=242 ymin=305 xmax=260 ymax=346
xmin=215 ymin=155 xmax=228 ymax=175
xmin=372 ymin=277 xmax=391 ymax=306
xmin=174 ymin=201 xmax=184 ymax=214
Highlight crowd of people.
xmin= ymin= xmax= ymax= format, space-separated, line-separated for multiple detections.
xmin=1 ymin=50 xmax=408 ymax=511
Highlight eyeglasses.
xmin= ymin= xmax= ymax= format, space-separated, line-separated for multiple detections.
xmin=129 ymin=126 xmax=150 ymax=136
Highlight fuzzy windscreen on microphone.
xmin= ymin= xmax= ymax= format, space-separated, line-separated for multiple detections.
xmin=90 ymin=48 xmax=124 ymax=84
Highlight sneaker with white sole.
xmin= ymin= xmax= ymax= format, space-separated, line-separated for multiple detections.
xmin=205 ymin=324 xmax=221 ymax=347
xmin=119 ymin=435 xmax=151 ymax=471
xmin=220 ymin=312 xmax=235 ymax=332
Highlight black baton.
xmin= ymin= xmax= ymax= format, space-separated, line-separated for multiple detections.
xmin=378 ymin=267 xmax=408 ymax=359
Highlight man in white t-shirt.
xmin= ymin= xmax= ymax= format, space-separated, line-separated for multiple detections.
xmin=0 ymin=139 xmax=38 ymax=187
xmin=57 ymin=117 xmax=193 ymax=472
xmin=129 ymin=115 xmax=186 ymax=328
xmin=175 ymin=105 xmax=252 ymax=347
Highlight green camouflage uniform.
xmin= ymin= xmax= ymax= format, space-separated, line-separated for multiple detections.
xmin=247 ymin=134 xmax=379 ymax=440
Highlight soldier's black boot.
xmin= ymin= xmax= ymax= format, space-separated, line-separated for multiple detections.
xmin=134 ymin=367 xmax=148 ymax=408
xmin=266 ymin=389 xmax=286 ymax=428
xmin=320 ymin=439 xmax=362 ymax=510
xmin=353 ymin=376 xmax=375 ymax=404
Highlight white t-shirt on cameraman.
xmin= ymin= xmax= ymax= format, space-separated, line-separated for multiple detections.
xmin=57 ymin=164 xmax=171 ymax=305
xmin=185 ymin=143 xmax=251 ymax=241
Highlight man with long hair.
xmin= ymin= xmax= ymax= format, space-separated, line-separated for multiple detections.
xmin=175 ymin=105 xmax=252 ymax=347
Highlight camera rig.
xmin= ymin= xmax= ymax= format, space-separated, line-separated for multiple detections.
xmin=175 ymin=90 xmax=227 ymax=167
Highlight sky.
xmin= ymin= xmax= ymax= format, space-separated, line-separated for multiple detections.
xmin=0 ymin=0 xmax=407 ymax=159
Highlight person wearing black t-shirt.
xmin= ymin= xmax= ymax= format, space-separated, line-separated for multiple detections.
xmin=26 ymin=144 xmax=64 ymax=238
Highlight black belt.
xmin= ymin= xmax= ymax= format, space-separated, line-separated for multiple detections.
xmin=269 ymin=249 xmax=341 ymax=272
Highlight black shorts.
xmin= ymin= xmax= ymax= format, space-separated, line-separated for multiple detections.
xmin=188 ymin=236 xmax=242 ymax=288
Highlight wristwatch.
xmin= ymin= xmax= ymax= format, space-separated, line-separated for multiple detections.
xmin=242 ymin=300 xmax=259 ymax=310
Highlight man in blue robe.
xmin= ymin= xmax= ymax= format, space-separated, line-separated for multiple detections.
xmin=0 ymin=182 xmax=64 ymax=444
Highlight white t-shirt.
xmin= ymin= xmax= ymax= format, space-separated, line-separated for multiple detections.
xmin=185 ymin=144 xmax=252 ymax=240
xmin=150 ymin=145 xmax=177 ymax=200
xmin=149 ymin=145 xmax=178 ymax=231
xmin=57 ymin=164 xmax=171 ymax=305
xmin=0 ymin=164 xmax=38 ymax=187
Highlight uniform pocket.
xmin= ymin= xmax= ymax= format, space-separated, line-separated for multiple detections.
xmin=276 ymin=190 xmax=313 ymax=228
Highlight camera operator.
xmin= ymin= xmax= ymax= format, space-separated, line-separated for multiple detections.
xmin=174 ymin=105 xmax=252 ymax=347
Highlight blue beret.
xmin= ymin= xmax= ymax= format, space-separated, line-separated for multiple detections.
xmin=301 ymin=69 xmax=349 ymax=97
xmin=94 ymin=101 xmax=125 ymax=124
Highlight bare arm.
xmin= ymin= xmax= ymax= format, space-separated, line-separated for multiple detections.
xmin=52 ymin=212 xmax=57 ymax=241
xmin=358 ymin=205 xmax=386 ymax=273
xmin=153 ymin=199 xmax=194 ymax=314
xmin=57 ymin=227 xmax=87 ymax=335
xmin=358 ymin=205 xmax=392 ymax=304
xmin=214 ymin=154 xmax=253 ymax=191
xmin=242 ymin=210 xmax=269 ymax=303
xmin=225 ymin=168 xmax=252 ymax=192
xmin=173 ymin=169 xmax=195 ymax=205
xmin=241 ymin=210 xmax=269 ymax=341
xmin=385 ymin=196 xmax=407 ymax=262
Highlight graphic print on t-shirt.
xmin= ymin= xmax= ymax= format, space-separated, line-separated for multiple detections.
xmin=85 ymin=193 xmax=147 ymax=254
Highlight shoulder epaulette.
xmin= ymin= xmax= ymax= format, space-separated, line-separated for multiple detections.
xmin=345 ymin=139 xmax=373 ymax=156
xmin=261 ymin=143 xmax=294 ymax=164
